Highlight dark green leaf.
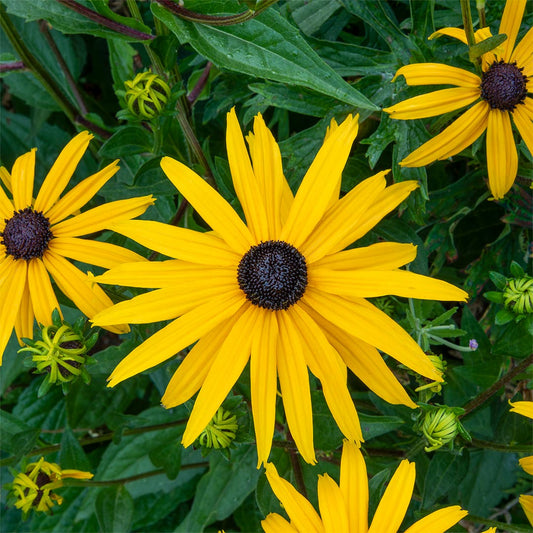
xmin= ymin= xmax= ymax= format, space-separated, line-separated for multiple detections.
xmin=59 ymin=426 xmax=92 ymax=472
xmin=99 ymin=126 xmax=154 ymax=159
xmin=95 ymin=485 xmax=134 ymax=533
xmin=469 ymin=33 xmax=508 ymax=60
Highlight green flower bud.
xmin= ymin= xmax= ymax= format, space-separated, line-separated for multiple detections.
xmin=503 ymin=276 xmax=533 ymax=315
xmin=415 ymin=354 xmax=446 ymax=402
xmin=124 ymin=71 xmax=170 ymax=119
xmin=421 ymin=406 xmax=461 ymax=452
xmin=198 ymin=407 xmax=239 ymax=449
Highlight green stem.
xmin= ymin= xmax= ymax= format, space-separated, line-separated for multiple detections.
xmin=460 ymin=0 xmax=481 ymax=71
xmin=470 ymin=438 xmax=533 ymax=453
xmin=286 ymin=429 xmax=307 ymax=498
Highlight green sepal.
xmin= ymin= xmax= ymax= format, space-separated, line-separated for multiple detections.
xmin=489 ymin=271 xmax=507 ymax=290
xmin=483 ymin=290 xmax=504 ymax=304
xmin=495 ymin=308 xmax=515 ymax=325
xmin=468 ymin=33 xmax=507 ymax=60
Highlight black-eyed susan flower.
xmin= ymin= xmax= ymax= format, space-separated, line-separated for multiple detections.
xmin=262 ymin=440 xmax=468 ymax=532
xmin=0 ymin=132 xmax=154 ymax=361
xmin=8 ymin=457 xmax=92 ymax=515
xmin=384 ymin=0 xmax=533 ymax=200
xmin=93 ymin=109 xmax=467 ymax=465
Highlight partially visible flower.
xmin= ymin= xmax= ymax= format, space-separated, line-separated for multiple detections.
xmin=384 ymin=0 xmax=532 ymax=199
xmin=198 ymin=406 xmax=239 ymax=449
xmin=468 ymin=339 xmax=479 ymax=350
xmin=481 ymin=529 xmax=496 ymax=533
xmin=262 ymin=440 xmax=468 ymax=532
xmin=124 ymin=71 xmax=170 ymax=119
xmin=8 ymin=457 xmax=92 ymax=515
xmin=519 ymin=456 xmax=533 ymax=476
xmin=415 ymin=353 xmax=446 ymax=400
xmin=0 ymin=131 xmax=154 ymax=362
xmin=421 ymin=406 xmax=465 ymax=452
xmin=509 ymin=400 xmax=533 ymax=420
xmin=520 ymin=495 xmax=533 ymax=526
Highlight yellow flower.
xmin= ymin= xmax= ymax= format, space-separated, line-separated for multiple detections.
xmin=509 ymin=400 xmax=533 ymax=419
xmin=262 ymin=440 xmax=468 ymax=532
xmin=93 ymin=109 xmax=467 ymax=465
xmin=9 ymin=457 xmax=92 ymax=515
xmin=383 ymin=0 xmax=533 ymax=200
xmin=0 ymin=131 xmax=154 ymax=361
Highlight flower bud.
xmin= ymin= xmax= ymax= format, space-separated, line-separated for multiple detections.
xmin=421 ymin=406 xmax=461 ymax=452
xmin=124 ymin=71 xmax=170 ymax=119
xmin=198 ymin=407 xmax=239 ymax=449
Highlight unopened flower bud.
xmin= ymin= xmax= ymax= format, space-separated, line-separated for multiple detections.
xmin=124 ymin=71 xmax=170 ymax=119
xmin=198 ymin=407 xmax=238 ymax=449
xmin=422 ymin=407 xmax=461 ymax=452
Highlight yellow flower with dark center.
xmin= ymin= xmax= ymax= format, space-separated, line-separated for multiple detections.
xmin=93 ymin=109 xmax=467 ymax=465
xmin=0 ymin=132 xmax=154 ymax=361
xmin=262 ymin=440 xmax=468 ymax=532
xmin=384 ymin=0 xmax=533 ymax=200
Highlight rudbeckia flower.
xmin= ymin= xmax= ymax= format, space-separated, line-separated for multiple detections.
xmin=262 ymin=440 xmax=468 ymax=532
xmin=384 ymin=0 xmax=532 ymax=200
xmin=93 ymin=109 xmax=467 ymax=465
xmin=0 ymin=131 xmax=154 ymax=361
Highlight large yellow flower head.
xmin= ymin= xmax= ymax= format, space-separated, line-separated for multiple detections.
xmin=384 ymin=0 xmax=532 ymax=200
xmin=0 ymin=131 xmax=154 ymax=362
xmin=93 ymin=109 xmax=467 ymax=466
xmin=262 ymin=440 xmax=468 ymax=533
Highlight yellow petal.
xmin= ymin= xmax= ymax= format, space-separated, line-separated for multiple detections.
xmin=27 ymin=258 xmax=60 ymax=326
xmin=264 ymin=463 xmax=324 ymax=533
xmin=46 ymin=160 xmax=120 ymax=224
xmin=429 ymin=27 xmax=467 ymax=44
xmin=520 ymin=495 xmax=533 ymax=526
xmin=368 ymin=459 xmax=415 ymax=533
xmin=0 ymin=255 xmax=15 ymax=287
xmin=499 ymin=0 xmax=527 ymax=61
xmin=340 ymin=441 xmax=368 ymax=533
xmin=182 ymin=304 xmax=260 ymax=446
xmin=105 ymin=290 xmax=244 ymax=386
xmin=301 ymin=171 xmax=387 ymax=262
xmin=0 ymin=260 xmax=27 ymax=362
xmin=303 ymin=289 xmax=441 ymax=381
xmin=34 ymin=131 xmax=93 ymax=213
xmin=400 ymin=101 xmax=489 ymax=167
xmin=52 ymin=196 xmax=154 ymax=238
xmin=0 ymin=180 xmax=14 ymax=219
xmin=11 ymin=148 xmax=36 ymax=211
xmin=226 ymin=108 xmax=269 ymax=243
xmin=251 ymin=310 xmax=278 ymax=466
xmin=486 ymin=109 xmax=518 ymax=199
xmin=512 ymin=102 xmax=533 ymax=158
xmin=313 ymin=242 xmax=417 ymax=271
xmin=512 ymin=27 xmax=533 ymax=66
xmin=277 ymin=311 xmax=316 ymax=464
xmin=317 ymin=474 xmax=349 ymax=533
xmin=109 ymin=220 xmax=240 ymax=266
xmin=403 ymin=506 xmax=468 ymax=533
xmin=262 ymin=513 xmax=299 ymax=533
xmin=519 ymin=456 xmax=533 ymax=475
xmin=160 ymin=156 xmax=253 ymax=254
xmin=390 ymin=63 xmax=480 ymax=87
xmin=14 ymin=281 xmax=34 ymax=341
xmin=509 ymin=400 xmax=533 ymax=419
xmin=384 ymin=87 xmax=480 ymax=120
xmin=0 ymin=166 xmax=12 ymax=192
xmin=280 ymin=114 xmax=359 ymax=248
xmin=310 ymin=268 xmax=468 ymax=301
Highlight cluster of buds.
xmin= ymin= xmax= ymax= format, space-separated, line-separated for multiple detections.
xmin=417 ymin=405 xmax=470 ymax=452
xmin=123 ymin=71 xmax=171 ymax=120
xmin=19 ymin=309 xmax=98 ymax=396
xmin=7 ymin=457 xmax=92 ymax=516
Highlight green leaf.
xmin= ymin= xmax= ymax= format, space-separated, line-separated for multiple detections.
xmin=494 ymin=308 xmax=515 ymax=326
xmin=492 ymin=318 xmax=533 ymax=358
xmin=360 ymin=413 xmax=405 ymax=440
xmin=289 ymin=0 xmax=342 ymax=36
xmin=107 ymin=38 xmax=136 ymax=92
xmin=469 ymin=33 xmax=508 ymax=60
xmin=152 ymin=1 xmax=378 ymax=110
xmin=489 ymin=271 xmax=508 ymax=290
xmin=95 ymin=486 xmax=134 ymax=533
xmin=59 ymin=426 xmax=92 ymax=472
xmin=99 ymin=126 xmax=154 ymax=159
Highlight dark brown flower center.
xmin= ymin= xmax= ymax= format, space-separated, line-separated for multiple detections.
xmin=480 ymin=60 xmax=528 ymax=111
xmin=1 ymin=208 xmax=53 ymax=260
xmin=237 ymin=240 xmax=307 ymax=311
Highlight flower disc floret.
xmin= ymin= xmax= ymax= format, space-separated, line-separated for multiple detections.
xmin=1 ymin=208 xmax=52 ymax=260
xmin=237 ymin=240 xmax=307 ymax=311
xmin=481 ymin=60 xmax=528 ymax=110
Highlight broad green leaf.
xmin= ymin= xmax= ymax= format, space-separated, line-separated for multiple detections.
xmin=288 ymin=0 xmax=342 ymax=36
xmin=95 ymin=486 xmax=134 ymax=533
xmin=360 ymin=412 xmax=405 ymax=440
xmin=152 ymin=1 xmax=378 ymax=111
xmin=469 ymin=33 xmax=508 ymax=60
xmin=59 ymin=426 xmax=92 ymax=472
xmin=107 ymin=38 xmax=136 ymax=92
xmin=99 ymin=126 xmax=154 ymax=159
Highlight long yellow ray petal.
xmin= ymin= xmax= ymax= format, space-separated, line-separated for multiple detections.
xmin=0 ymin=166 xmax=12 ymax=192
xmin=290 ymin=305 xmax=363 ymax=443
xmin=520 ymin=495 xmax=533 ymax=526
xmin=226 ymin=108 xmax=269 ymax=243
xmin=109 ymin=220 xmax=240 ymax=266
xmin=429 ymin=27 xmax=467 ymax=44
xmin=301 ymin=171 xmax=387 ymax=262
xmin=161 ymin=156 xmax=253 ymax=254
xmin=509 ymin=400 xmax=533 ymax=419
xmin=14 ymin=282 xmax=34 ymax=341
xmin=303 ymin=289 xmax=441 ymax=381
xmin=264 ymin=463 xmax=324 ymax=533
xmin=51 ymin=196 xmax=154 ymax=238
xmin=368 ymin=459 xmax=415 ymax=533
xmin=182 ymin=304 xmax=259 ymax=446
xmin=403 ymin=506 xmax=468 ymax=533
xmin=0 ymin=180 xmax=14 ymax=219
xmin=49 ymin=237 xmax=145 ymax=270
xmin=512 ymin=104 xmax=533 ymax=158
xmin=34 ymin=131 xmax=93 ymax=213
xmin=0 ymin=255 xmax=15 ymax=286
xmin=390 ymin=63 xmax=480 ymax=87
xmin=27 ymin=258 xmax=60 ymax=326
xmin=161 ymin=313 xmax=244 ymax=408
xmin=262 ymin=513 xmax=299 ymax=533
xmin=499 ymin=0 xmax=526 ymax=61
xmin=313 ymin=242 xmax=417 ymax=271
xmin=384 ymin=87 xmax=480 ymax=120
xmin=512 ymin=27 xmax=533 ymax=66
xmin=280 ymin=115 xmax=359 ymax=248
xmin=277 ymin=311 xmax=316 ymax=464
xmin=340 ymin=442 xmax=368 ymax=533
xmin=310 ymin=268 xmax=468 ymax=301
xmin=46 ymin=160 xmax=120 ymax=224
xmin=11 ymin=149 xmax=36 ymax=210
xmin=251 ymin=310 xmax=278 ymax=466
xmin=487 ymin=109 xmax=517 ymax=199
xmin=106 ymin=291 xmax=244 ymax=386
xmin=400 ymin=101 xmax=489 ymax=167
xmin=0 ymin=260 xmax=27 ymax=362
xmin=317 ymin=474 xmax=349 ymax=533
xmin=519 ymin=456 xmax=533 ymax=475
xmin=42 ymin=252 xmax=127 ymax=334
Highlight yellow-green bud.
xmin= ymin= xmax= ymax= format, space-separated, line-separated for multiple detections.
xmin=415 ymin=354 xmax=446 ymax=399
xmin=503 ymin=276 xmax=533 ymax=315
xmin=199 ymin=407 xmax=238 ymax=449
xmin=124 ymin=71 xmax=170 ymax=119
xmin=422 ymin=407 xmax=460 ymax=452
